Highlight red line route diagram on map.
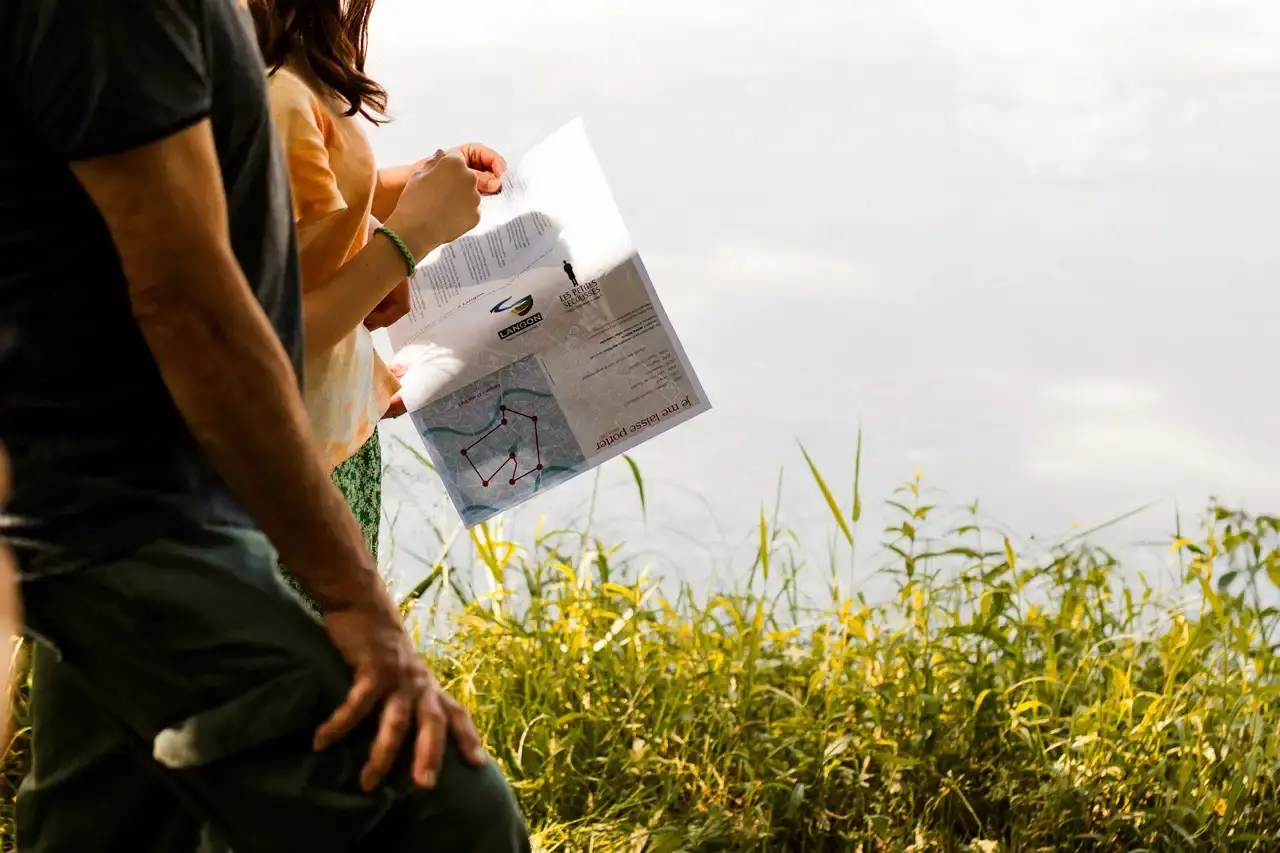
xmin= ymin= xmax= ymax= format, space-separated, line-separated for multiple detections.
xmin=459 ymin=405 xmax=544 ymax=487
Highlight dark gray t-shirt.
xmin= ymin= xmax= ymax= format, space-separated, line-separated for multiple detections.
xmin=0 ymin=0 xmax=303 ymax=579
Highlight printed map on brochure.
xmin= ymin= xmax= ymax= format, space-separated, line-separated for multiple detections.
xmin=385 ymin=118 xmax=710 ymax=527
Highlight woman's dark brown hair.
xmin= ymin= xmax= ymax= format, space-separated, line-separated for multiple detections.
xmin=249 ymin=0 xmax=389 ymax=123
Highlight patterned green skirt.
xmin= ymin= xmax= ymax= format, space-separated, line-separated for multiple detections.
xmin=279 ymin=426 xmax=382 ymax=615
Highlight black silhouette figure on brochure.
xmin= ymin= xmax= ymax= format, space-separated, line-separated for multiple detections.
xmin=562 ymin=260 xmax=578 ymax=288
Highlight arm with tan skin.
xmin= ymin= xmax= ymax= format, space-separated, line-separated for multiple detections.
xmin=74 ymin=123 xmax=378 ymax=604
xmin=371 ymin=143 xmax=506 ymax=223
xmin=0 ymin=445 xmax=21 ymax=747
xmin=361 ymin=144 xmax=508 ymax=336
xmin=268 ymin=78 xmax=498 ymax=358
xmin=299 ymin=149 xmax=484 ymax=358
xmin=73 ymin=122 xmax=483 ymax=792
xmin=371 ymin=163 xmax=414 ymax=225
xmin=298 ymin=207 xmax=418 ymax=358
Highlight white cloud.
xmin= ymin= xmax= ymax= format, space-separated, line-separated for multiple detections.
xmin=1026 ymin=376 xmax=1272 ymax=488
xmin=904 ymin=0 xmax=1280 ymax=177
xmin=647 ymin=242 xmax=883 ymax=317
xmin=1027 ymin=417 xmax=1267 ymax=488
xmin=1039 ymin=377 xmax=1164 ymax=412
xmin=369 ymin=0 xmax=923 ymax=74
xmin=370 ymin=0 xmax=1280 ymax=179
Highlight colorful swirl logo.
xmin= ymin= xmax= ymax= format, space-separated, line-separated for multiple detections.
xmin=491 ymin=295 xmax=534 ymax=317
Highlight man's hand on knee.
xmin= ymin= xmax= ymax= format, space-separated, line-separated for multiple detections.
xmin=313 ymin=595 xmax=487 ymax=792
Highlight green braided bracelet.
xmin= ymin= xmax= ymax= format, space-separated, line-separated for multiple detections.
xmin=375 ymin=225 xmax=416 ymax=277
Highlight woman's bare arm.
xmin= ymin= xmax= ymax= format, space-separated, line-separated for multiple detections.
xmin=300 ymin=153 xmax=481 ymax=362
xmin=299 ymin=208 xmax=421 ymax=359
xmin=371 ymin=164 xmax=413 ymax=223
xmin=373 ymin=144 xmax=506 ymax=223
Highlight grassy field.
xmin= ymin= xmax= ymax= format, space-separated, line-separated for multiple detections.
xmin=4 ymin=451 xmax=1280 ymax=851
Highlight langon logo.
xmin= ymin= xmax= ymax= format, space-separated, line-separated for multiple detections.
xmin=491 ymin=295 xmax=534 ymax=317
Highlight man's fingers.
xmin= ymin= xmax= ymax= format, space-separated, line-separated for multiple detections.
xmin=314 ymin=675 xmax=379 ymax=750
xmin=411 ymin=690 xmax=448 ymax=788
xmin=384 ymin=396 xmax=406 ymax=419
xmin=360 ymin=692 xmax=412 ymax=792
xmin=442 ymin=692 xmax=487 ymax=767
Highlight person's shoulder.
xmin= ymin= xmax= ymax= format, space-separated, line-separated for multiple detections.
xmin=267 ymin=66 xmax=319 ymax=107
xmin=266 ymin=67 xmax=330 ymax=130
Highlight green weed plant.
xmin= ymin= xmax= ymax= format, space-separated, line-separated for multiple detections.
xmin=4 ymin=442 xmax=1280 ymax=852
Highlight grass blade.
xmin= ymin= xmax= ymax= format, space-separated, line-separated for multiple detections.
xmin=759 ymin=505 xmax=771 ymax=582
xmin=622 ymin=454 xmax=647 ymax=520
xmin=799 ymin=441 xmax=853 ymax=546
xmin=852 ymin=426 xmax=863 ymax=524
xmin=394 ymin=435 xmax=437 ymax=473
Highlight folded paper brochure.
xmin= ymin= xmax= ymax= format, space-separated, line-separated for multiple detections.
xmin=385 ymin=118 xmax=710 ymax=526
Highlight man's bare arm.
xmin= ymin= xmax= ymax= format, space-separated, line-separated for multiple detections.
xmin=0 ymin=445 xmax=22 ymax=746
xmin=70 ymin=120 xmax=386 ymax=611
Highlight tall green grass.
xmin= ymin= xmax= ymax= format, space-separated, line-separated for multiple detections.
xmin=5 ymin=448 xmax=1280 ymax=851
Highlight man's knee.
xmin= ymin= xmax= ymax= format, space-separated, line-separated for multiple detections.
xmin=450 ymin=760 xmax=529 ymax=848
xmin=379 ymin=747 xmax=531 ymax=853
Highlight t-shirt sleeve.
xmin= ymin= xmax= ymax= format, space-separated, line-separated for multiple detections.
xmin=3 ymin=0 xmax=212 ymax=160
xmin=267 ymin=74 xmax=347 ymax=223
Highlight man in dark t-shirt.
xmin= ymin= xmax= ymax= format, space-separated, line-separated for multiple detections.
xmin=0 ymin=1 xmax=302 ymax=571
xmin=0 ymin=2 xmax=528 ymax=850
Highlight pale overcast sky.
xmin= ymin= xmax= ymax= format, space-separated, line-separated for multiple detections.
xmin=363 ymin=0 xmax=1280 ymax=598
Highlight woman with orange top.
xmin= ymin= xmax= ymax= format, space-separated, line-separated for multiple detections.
xmin=248 ymin=0 xmax=506 ymax=606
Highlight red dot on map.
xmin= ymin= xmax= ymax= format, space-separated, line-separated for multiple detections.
xmin=508 ymin=478 xmax=516 ymax=485
xmin=531 ymin=416 xmax=539 ymax=423
xmin=482 ymin=480 xmax=489 ymax=487
xmin=536 ymin=464 xmax=543 ymax=471
xmin=460 ymin=448 xmax=468 ymax=456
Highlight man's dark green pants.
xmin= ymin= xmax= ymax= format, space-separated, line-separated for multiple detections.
xmin=14 ymin=524 xmax=531 ymax=853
